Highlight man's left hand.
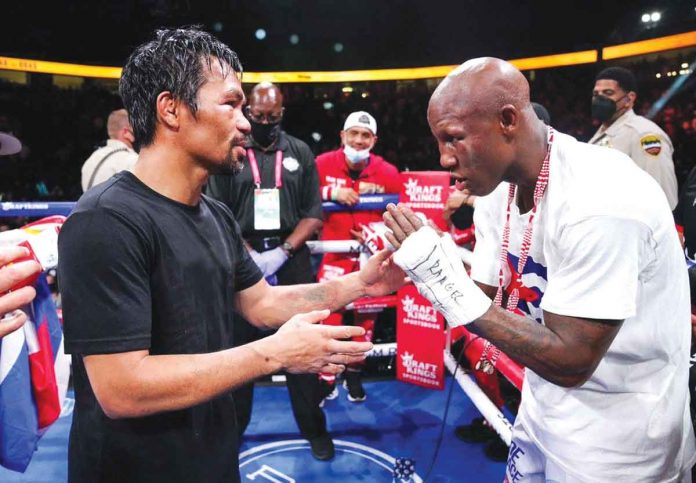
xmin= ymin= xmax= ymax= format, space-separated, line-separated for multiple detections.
xmin=357 ymin=249 xmax=406 ymax=297
xmin=382 ymin=203 xmax=425 ymax=248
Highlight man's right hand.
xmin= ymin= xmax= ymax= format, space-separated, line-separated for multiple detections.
xmin=263 ymin=309 xmax=372 ymax=374
xmin=0 ymin=246 xmax=41 ymax=338
xmin=336 ymin=188 xmax=360 ymax=206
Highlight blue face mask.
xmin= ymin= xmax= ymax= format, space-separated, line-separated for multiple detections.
xmin=343 ymin=145 xmax=370 ymax=164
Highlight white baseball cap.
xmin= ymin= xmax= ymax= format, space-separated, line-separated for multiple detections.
xmin=343 ymin=111 xmax=377 ymax=135
xmin=0 ymin=132 xmax=21 ymax=156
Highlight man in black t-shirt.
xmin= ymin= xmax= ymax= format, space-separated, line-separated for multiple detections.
xmin=58 ymin=27 xmax=405 ymax=483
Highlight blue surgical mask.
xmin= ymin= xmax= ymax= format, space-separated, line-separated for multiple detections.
xmin=343 ymin=145 xmax=370 ymax=164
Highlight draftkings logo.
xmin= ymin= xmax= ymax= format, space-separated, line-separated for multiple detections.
xmin=403 ymin=178 xmax=444 ymax=203
xmin=401 ymin=295 xmax=438 ymax=323
xmin=400 ymin=351 xmax=437 ymax=380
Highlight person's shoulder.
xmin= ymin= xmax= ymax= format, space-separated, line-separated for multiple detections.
xmin=623 ymin=113 xmax=669 ymax=139
xmin=315 ymin=149 xmax=342 ymax=166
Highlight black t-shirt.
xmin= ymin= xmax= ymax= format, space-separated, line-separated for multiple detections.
xmin=206 ymin=131 xmax=322 ymax=239
xmin=58 ymin=171 xmax=263 ymax=483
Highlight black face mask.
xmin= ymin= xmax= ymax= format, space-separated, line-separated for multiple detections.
xmin=250 ymin=121 xmax=281 ymax=147
xmin=591 ymin=95 xmax=627 ymax=123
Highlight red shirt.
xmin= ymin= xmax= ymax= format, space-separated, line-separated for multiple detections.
xmin=316 ymin=148 xmax=401 ymax=241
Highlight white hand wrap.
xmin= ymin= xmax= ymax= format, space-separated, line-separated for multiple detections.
xmin=392 ymin=227 xmax=491 ymax=327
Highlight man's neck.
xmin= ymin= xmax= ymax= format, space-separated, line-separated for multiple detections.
xmin=513 ymin=123 xmax=549 ymax=212
xmin=133 ymin=145 xmax=208 ymax=206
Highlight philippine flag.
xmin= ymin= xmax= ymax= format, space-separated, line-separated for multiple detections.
xmin=0 ymin=276 xmax=70 ymax=472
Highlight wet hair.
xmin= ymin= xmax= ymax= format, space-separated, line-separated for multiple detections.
xmin=595 ymin=66 xmax=637 ymax=95
xmin=119 ymin=26 xmax=243 ymax=147
xmin=531 ymin=102 xmax=551 ymax=125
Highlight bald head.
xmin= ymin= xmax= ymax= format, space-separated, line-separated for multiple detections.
xmin=107 ymin=109 xmax=131 ymax=139
xmin=428 ymin=57 xmax=531 ymax=123
xmin=426 ymin=58 xmax=549 ymax=196
xmin=249 ymin=82 xmax=283 ymax=109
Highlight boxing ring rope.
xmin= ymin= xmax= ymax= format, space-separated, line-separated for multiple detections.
xmin=2 ymin=194 xmax=517 ymax=445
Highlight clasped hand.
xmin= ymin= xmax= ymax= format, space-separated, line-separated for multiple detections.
xmin=382 ymin=203 xmax=491 ymax=326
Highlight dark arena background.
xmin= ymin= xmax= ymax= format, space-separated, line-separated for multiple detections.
xmin=0 ymin=1 xmax=695 ymax=482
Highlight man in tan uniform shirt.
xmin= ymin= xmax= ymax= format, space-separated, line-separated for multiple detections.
xmin=81 ymin=109 xmax=138 ymax=192
xmin=589 ymin=66 xmax=678 ymax=209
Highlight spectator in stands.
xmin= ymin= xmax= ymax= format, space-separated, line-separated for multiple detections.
xmin=80 ymin=109 xmax=137 ymax=192
xmin=206 ymin=82 xmax=333 ymax=461
xmin=315 ymin=111 xmax=400 ymax=403
xmin=589 ymin=66 xmax=679 ymax=209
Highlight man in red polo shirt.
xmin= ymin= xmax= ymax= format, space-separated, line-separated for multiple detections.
xmin=316 ymin=111 xmax=400 ymax=402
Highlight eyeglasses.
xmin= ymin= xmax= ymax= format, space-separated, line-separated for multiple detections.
xmin=245 ymin=106 xmax=284 ymax=124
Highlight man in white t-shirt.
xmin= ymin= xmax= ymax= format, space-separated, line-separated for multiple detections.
xmin=81 ymin=109 xmax=138 ymax=192
xmin=382 ymin=57 xmax=696 ymax=482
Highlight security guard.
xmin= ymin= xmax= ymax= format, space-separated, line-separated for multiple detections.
xmin=206 ymin=82 xmax=333 ymax=460
xmin=589 ymin=66 xmax=678 ymax=209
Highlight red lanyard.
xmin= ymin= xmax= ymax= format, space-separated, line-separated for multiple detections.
xmin=247 ymin=149 xmax=283 ymax=189
xmin=476 ymin=127 xmax=554 ymax=374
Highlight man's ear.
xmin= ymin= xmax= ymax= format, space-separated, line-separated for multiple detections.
xmin=156 ymin=91 xmax=181 ymax=131
xmin=500 ymin=104 xmax=519 ymax=135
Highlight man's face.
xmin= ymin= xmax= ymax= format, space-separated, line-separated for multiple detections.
xmin=592 ymin=79 xmax=633 ymax=123
xmin=592 ymin=79 xmax=627 ymax=104
xmin=428 ymin=103 xmax=511 ymax=197
xmin=179 ymin=59 xmax=250 ymax=174
xmin=340 ymin=126 xmax=376 ymax=151
xmin=246 ymin=94 xmax=284 ymax=125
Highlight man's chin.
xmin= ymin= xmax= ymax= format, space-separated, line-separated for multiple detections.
xmin=209 ymin=158 xmax=244 ymax=176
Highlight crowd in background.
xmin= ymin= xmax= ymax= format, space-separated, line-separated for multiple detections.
xmin=0 ymin=53 xmax=695 ymax=205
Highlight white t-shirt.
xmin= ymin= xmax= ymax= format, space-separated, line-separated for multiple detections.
xmin=81 ymin=139 xmax=138 ymax=192
xmin=471 ymin=131 xmax=695 ymax=481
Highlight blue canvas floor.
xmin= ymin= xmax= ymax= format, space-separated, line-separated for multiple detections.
xmin=1 ymin=379 xmax=507 ymax=482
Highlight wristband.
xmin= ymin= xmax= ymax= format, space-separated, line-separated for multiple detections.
xmin=393 ymin=227 xmax=491 ymax=326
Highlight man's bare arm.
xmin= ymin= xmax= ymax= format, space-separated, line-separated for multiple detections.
xmin=469 ymin=303 xmax=622 ymax=387
xmin=237 ymin=249 xmax=405 ymax=329
xmin=84 ymin=310 xmax=371 ymax=419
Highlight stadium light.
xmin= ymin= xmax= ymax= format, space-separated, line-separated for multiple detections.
xmin=255 ymin=29 xmax=266 ymax=40
xmin=334 ymin=43 xmax=344 ymax=53
xmin=656 ymin=73 xmax=661 ymax=78
xmin=641 ymin=13 xmax=651 ymax=22
xmin=290 ymin=34 xmax=299 ymax=45
xmin=650 ymin=12 xmax=661 ymax=22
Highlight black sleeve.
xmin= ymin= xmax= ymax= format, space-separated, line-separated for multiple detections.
xmin=58 ymin=208 xmax=152 ymax=355
xmin=298 ymin=143 xmax=323 ymax=220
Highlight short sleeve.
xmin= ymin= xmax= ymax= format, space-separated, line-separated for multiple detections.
xmin=58 ymin=208 xmax=152 ymax=355
xmin=541 ymin=216 xmax=654 ymax=320
xmin=469 ymin=199 xmax=502 ymax=287
xmin=298 ymin=144 xmax=323 ymax=220
xmin=629 ymin=131 xmax=678 ymax=210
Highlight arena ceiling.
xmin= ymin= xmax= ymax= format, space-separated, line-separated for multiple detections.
xmin=2 ymin=0 xmax=694 ymax=71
